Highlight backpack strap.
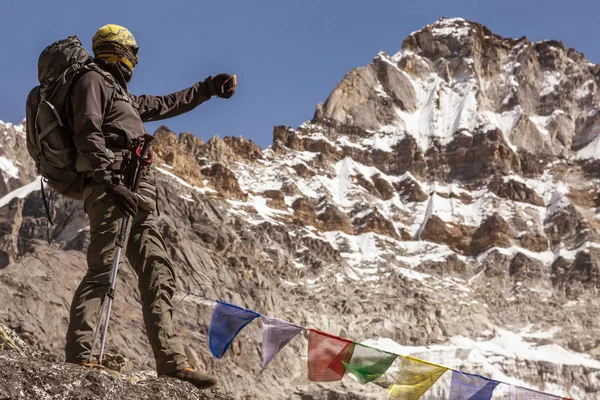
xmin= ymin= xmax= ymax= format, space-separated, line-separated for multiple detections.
xmin=84 ymin=64 xmax=130 ymax=97
xmin=38 ymin=99 xmax=65 ymax=141
xmin=42 ymin=100 xmax=64 ymax=127
xmin=39 ymin=121 xmax=59 ymax=140
xmin=73 ymin=63 xmax=134 ymax=122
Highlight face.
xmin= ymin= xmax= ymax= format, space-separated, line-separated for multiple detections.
xmin=128 ymin=44 xmax=139 ymax=66
xmin=115 ymin=43 xmax=139 ymax=82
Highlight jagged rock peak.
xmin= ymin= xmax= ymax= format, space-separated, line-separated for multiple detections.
xmin=153 ymin=125 xmax=263 ymax=167
xmin=151 ymin=126 xmax=253 ymax=200
xmin=404 ymin=17 xmax=524 ymax=46
xmin=310 ymin=16 xmax=600 ymax=164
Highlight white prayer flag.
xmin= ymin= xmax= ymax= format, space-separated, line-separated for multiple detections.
xmin=260 ymin=316 xmax=304 ymax=374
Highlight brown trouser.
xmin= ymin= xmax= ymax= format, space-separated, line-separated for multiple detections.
xmin=65 ymin=179 xmax=189 ymax=374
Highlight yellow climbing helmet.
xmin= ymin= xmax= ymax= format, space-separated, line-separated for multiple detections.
xmin=92 ymin=24 xmax=139 ymax=73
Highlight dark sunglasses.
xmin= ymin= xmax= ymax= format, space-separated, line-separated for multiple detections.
xmin=129 ymin=45 xmax=139 ymax=56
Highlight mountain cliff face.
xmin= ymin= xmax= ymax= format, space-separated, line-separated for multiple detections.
xmin=1 ymin=17 xmax=599 ymax=399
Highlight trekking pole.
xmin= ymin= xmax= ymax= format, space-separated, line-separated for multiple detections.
xmin=88 ymin=134 xmax=154 ymax=365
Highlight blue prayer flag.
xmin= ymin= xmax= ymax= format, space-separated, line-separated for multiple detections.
xmin=209 ymin=301 xmax=261 ymax=359
xmin=450 ymin=371 xmax=499 ymax=400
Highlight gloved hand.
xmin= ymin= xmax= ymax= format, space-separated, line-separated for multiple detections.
xmin=209 ymin=73 xmax=235 ymax=99
xmin=105 ymin=183 xmax=138 ymax=217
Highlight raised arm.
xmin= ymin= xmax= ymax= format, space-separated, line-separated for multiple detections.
xmin=131 ymin=74 xmax=233 ymax=122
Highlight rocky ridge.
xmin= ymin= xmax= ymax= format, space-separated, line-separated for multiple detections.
xmin=1 ymin=17 xmax=600 ymax=399
xmin=0 ymin=324 xmax=232 ymax=400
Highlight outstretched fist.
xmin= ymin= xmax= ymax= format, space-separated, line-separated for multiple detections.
xmin=211 ymin=74 xmax=235 ymax=99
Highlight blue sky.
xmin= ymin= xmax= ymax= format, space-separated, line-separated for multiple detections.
xmin=1 ymin=0 xmax=597 ymax=147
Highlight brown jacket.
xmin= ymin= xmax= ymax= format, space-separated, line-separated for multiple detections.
xmin=71 ymin=61 xmax=217 ymax=187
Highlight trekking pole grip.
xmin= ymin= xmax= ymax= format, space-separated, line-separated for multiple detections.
xmin=139 ymin=134 xmax=154 ymax=161
xmin=131 ymin=134 xmax=155 ymax=193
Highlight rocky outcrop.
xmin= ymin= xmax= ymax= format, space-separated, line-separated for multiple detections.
xmin=290 ymin=163 xmax=315 ymax=178
xmin=553 ymin=249 xmax=600 ymax=289
xmin=0 ymin=196 xmax=23 ymax=268
xmin=0 ymin=122 xmax=36 ymax=198
xmin=470 ymin=214 xmax=512 ymax=254
xmin=351 ymin=173 xmax=376 ymax=194
xmin=488 ymin=175 xmax=544 ymax=206
xmin=291 ymin=196 xmax=317 ymax=226
xmin=393 ymin=174 xmax=428 ymax=202
xmin=417 ymin=253 xmax=469 ymax=277
xmin=222 ymin=136 xmax=263 ymax=162
xmin=371 ymin=174 xmax=395 ymax=200
xmin=272 ymin=125 xmax=341 ymax=161
xmin=261 ymin=190 xmax=287 ymax=210
xmin=317 ymin=204 xmax=353 ymax=234
xmin=316 ymin=53 xmax=417 ymax=132
xmin=354 ymin=210 xmax=399 ymax=239
xmin=545 ymin=203 xmax=590 ymax=248
xmin=446 ymin=130 xmax=522 ymax=182
xmin=153 ymin=126 xmax=206 ymax=186
xmin=420 ymin=215 xmax=473 ymax=253
xmin=200 ymin=163 xmax=247 ymax=200
xmin=509 ymin=252 xmax=546 ymax=280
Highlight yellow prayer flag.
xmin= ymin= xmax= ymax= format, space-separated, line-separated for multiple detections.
xmin=388 ymin=356 xmax=449 ymax=400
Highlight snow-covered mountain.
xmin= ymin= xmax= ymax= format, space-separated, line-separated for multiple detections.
xmin=1 ymin=17 xmax=599 ymax=399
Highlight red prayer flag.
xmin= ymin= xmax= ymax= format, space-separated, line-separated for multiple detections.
xmin=307 ymin=329 xmax=355 ymax=382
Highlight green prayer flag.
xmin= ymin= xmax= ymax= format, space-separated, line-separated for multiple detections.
xmin=343 ymin=343 xmax=398 ymax=384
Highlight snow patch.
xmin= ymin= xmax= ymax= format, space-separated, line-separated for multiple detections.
xmin=396 ymin=74 xmax=479 ymax=151
xmin=337 ymin=136 xmax=366 ymax=150
xmin=482 ymin=108 xmax=521 ymax=152
xmin=429 ymin=18 xmax=471 ymax=38
xmin=477 ymin=245 xmax=554 ymax=265
xmin=361 ymin=131 xmax=404 ymax=152
xmin=374 ymin=83 xmax=389 ymax=98
xmin=226 ymin=194 xmax=291 ymax=227
xmin=294 ymin=130 xmax=337 ymax=147
xmin=0 ymin=156 xmax=19 ymax=181
xmin=576 ymin=135 xmax=600 ymax=160
xmin=179 ymin=194 xmax=194 ymax=202
xmin=0 ymin=177 xmax=41 ymax=208
xmin=155 ymin=167 xmax=217 ymax=194
xmin=576 ymin=79 xmax=594 ymax=99
xmin=322 ymin=231 xmax=384 ymax=266
xmin=540 ymin=71 xmax=562 ymax=97
xmin=554 ymin=241 xmax=600 ymax=261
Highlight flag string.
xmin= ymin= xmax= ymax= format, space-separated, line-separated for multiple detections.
xmin=196 ymin=296 xmax=573 ymax=399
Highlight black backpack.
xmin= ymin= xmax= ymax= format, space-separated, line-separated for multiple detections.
xmin=25 ymin=36 xmax=92 ymax=203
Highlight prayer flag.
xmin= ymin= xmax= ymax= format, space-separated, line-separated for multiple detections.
xmin=388 ymin=356 xmax=448 ymax=400
xmin=450 ymin=371 xmax=499 ymax=400
xmin=307 ymin=329 xmax=355 ymax=382
xmin=343 ymin=343 xmax=397 ymax=384
xmin=509 ymin=385 xmax=565 ymax=400
xmin=208 ymin=301 xmax=260 ymax=359
xmin=260 ymin=316 xmax=304 ymax=374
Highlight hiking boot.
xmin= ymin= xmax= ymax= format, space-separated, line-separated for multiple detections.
xmin=162 ymin=367 xmax=219 ymax=390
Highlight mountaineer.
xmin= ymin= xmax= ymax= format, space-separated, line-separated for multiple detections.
xmin=61 ymin=24 xmax=233 ymax=389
